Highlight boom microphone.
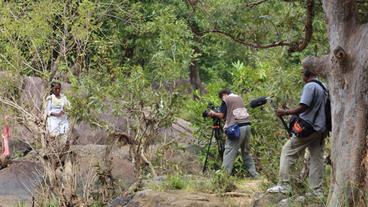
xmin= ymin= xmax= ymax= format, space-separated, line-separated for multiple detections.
xmin=250 ymin=96 xmax=269 ymax=108
xmin=250 ymin=96 xmax=292 ymax=137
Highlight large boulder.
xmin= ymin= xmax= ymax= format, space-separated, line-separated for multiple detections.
xmin=73 ymin=144 xmax=136 ymax=188
xmin=19 ymin=76 xmax=47 ymax=116
xmin=0 ymin=161 xmax=42 ymax=207
xmin=9 ymin=125 xmax=33 ymax=156
xmin=159 ymin=118 xmax=195 ymax=145
xmin=0 ymin=145 xmax=136 ymax=206
xmin=73 ymin=114 xmax=129 ymax=145
xmin=153 ymin=118 xmax=201 ymax=175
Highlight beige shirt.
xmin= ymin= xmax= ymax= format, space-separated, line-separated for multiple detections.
xmin=223 ymin=94 xmax=250 ymax=128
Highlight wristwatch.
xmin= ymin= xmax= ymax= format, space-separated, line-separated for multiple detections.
xmin=285 ymin=110 xmax=290 ymax=115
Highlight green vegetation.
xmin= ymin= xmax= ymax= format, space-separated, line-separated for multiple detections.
xmin=2 ymin=0 xmax=365 ymax=206
xmin=146 ymin=174 xmax=212 ymax=192
xmin=147 ymin=172 xmax=250 ymax=194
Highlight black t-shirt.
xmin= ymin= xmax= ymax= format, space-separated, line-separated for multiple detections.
xmin=220 ymin=101 xmax=227 ymax=117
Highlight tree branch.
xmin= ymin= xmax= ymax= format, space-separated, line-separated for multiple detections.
xmin=204 ymin=29 xmax=290 ymax=49
xmin=242 ymin=0 xmax=269 ymax=8
xmin=184 ymin=0 xmax=197 ymax=12
xmin=192 ymin=0 xmax=315 ymax=52
xmin=288 ymin=0 xmax=314 ymax=52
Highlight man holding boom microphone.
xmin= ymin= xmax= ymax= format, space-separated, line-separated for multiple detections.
xmin=207 ymin=89 xmax=259 ymax=177
xmin=267 ymin=66 xmax=328 ymax=197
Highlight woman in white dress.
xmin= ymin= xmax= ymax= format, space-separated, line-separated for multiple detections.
xmin=45 ymin=82 xmax=71 ymax=137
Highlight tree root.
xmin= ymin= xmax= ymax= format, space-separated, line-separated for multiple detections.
xmin=217 ymin=192 xmax=251 ymax=197
xmin=140 ymin=149 xmax=157 ymax=177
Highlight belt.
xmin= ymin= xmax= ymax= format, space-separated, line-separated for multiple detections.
xmin=238 ymin=122 xmax=251 ymax=127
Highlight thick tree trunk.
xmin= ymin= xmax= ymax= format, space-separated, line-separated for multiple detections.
xmin=326 ymin=24 xmax=368 ymax=207
xmin=189 ymin=45 xmax=204 ymax=98
xmin=189 ymin=58 xmax=204 ymax=97
xmin=304 ymin=1 xmax=368 ymax=206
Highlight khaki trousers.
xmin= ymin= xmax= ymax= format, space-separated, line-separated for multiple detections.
xmin=279 ymin=131 xmax=325 ymax=191
xmin=222 ymin=125 xmax=257 ymax=176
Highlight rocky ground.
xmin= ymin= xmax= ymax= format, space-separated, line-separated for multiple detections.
xmin=109 ymin=178 xmax=324 ymax=207
xmin=109 ymin=178 xmax=264 ymax=207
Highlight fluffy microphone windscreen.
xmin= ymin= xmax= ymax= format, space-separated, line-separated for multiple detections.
xmin=250 ymin=96 xmax=268 ymax=108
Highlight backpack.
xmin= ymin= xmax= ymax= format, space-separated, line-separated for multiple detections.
xmin=310 ymin=80 xmax=332 ymax=133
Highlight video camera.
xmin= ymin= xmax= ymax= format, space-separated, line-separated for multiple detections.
xmin=202 ymin=102 xmax=220 ymax=118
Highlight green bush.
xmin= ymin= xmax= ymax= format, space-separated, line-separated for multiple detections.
xmin=165 ymin=174 xmax=186 ymax=190
xmin=210 ymin=170 xmax=237 ymax=193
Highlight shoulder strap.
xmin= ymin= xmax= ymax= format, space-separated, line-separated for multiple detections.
xmin=302 ymin=80 xmax=324 ymax=125
xmin=309 ymin=80 xmax=330 ymax=126
xmin=310 ymin=80 xmax=328 ymax=93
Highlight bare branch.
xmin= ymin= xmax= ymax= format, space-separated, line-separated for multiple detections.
xmin=0 ymin=97 xmax=34 ymax=119
xmin=242 ymin=0 xmax=269 ymax=8
xmin=184 ymin=0 xmax=197 ymax=11
xmin=287 ymin=0 xmax=314 ymax=52
xmin=140 ymin=148 xmax=157 ymax=177
xmin=204 ymin=29 xmax=290 ymax=49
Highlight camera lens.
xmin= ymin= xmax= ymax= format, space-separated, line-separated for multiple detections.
xmin=202 ymin=110 xmax=209 ymax=117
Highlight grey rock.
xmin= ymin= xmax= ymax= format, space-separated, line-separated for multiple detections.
xmin=0 ymin=161 xmax=42 ymax=207
xmin=72 ymin=144 xmax=137 ymax=188
xmin=251 ymin=192 xmax=288 ymax=207
xmin=19 ymin=76 xmax=47 ymax=116
xmin=109 ymin=195 xmax=134 ymax=207
xmin=277 ymin=198 xmax=291 ymax=207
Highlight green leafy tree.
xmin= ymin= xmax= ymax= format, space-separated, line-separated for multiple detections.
xmin=186 ymin=0 xmax=367 ymax=206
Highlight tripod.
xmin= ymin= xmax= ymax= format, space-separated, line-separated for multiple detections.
xmin=202 ymin=118 xmax=225 ymax=173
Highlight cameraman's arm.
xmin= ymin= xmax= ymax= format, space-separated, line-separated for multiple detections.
xmin=208 ymin=101 xmax=226 ymax=119
xmin=277 ymin=82 xmax=316 ymax=117
xmin=208 ymin=111 xmax=225 ymax=119
xmin=276 ymin=104 xmax=308 ymax=117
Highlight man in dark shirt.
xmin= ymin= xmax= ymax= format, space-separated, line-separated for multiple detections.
xmin=208 ymin=89 xmax=258 ymax=177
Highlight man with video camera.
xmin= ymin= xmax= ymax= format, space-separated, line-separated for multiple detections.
xmin=207 ymin=89 xmax=259 ymax=177
xmin=267 ymin=66 xmax=328 ymax=197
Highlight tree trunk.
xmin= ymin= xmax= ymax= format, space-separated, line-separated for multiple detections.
xmin=304 ymin=1 xmax=368 ymax=206
xmin=189 ymin=46 xmax=205 ymax=98
xmin=189 ymin=57 xmax=204 ymax=98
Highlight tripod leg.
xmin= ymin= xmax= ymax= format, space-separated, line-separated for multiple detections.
xmin=215 ymin=129 xmax=224 ymax=161
xmin=279 ymin=117 xmax=292 ymax=137
xmin=203 ymin=129 xmax=214 ymax=173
